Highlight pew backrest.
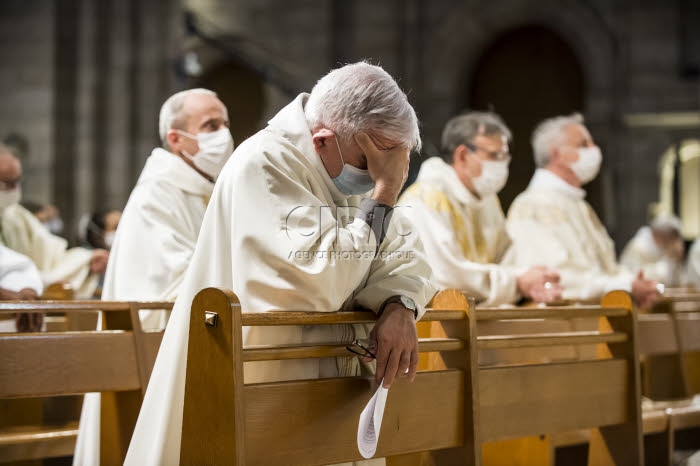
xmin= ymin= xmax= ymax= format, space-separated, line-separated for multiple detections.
xmin=0 ymin=299 xmax=173 ymax=463
xmin=180 ymin=288 xmax=480 ymax=466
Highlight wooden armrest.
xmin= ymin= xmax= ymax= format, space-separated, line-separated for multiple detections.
xmin=477 ymin=331 xmax=627 ymax=349
xmin=0 ymin=422 xmax=78 ymax=462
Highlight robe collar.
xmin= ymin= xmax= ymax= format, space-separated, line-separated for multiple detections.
xmin=140 ymin=148 xmax=214 ymax=197
xmin=528 ymin=168 xmax=586 ymax=200
xmin=415 ymin=157 xmax=484 ymax=206
xmin=267 ymin=93 xmax=348 ymax=202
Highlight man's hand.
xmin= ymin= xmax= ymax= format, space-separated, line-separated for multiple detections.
xmin=13 ymin=288 xmax=41 ymax=332
xmin=369 ymin=302 xmax=418 ymax=388
xmin=631 ymin=270 xmax=660 ymax=310
xmin=90 ymin=249 xmax=110 ymax=274
xmin=516 ymin=265 xmax=563 ymax=303
xmin=355 ymin=133 xmax=409 ymax=207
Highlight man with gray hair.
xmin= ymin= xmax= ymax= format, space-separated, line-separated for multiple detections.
xmin=125 ymin=62 xmax=435 ymax=465
xmin=506 ymin=113 xmax=659 ymax=308
xmin=399 ymin=111 xmax=562 ymax=304
xmin=73 ymin=88 xmax=233 ymax=466
xmin=620 ymin=213 xmax=685 ymax=286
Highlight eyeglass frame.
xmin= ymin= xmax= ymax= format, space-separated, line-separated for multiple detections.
xmin=345 ymin=338 xmax=376 ymax=360
xmin=464 ymin=142 xmax=511 ymax=162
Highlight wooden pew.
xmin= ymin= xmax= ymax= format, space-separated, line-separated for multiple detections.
xmin=181 ymin=288 xmax=480 ymax=465
xmin=0 ymin=300 xmax=172 ymax=464
xmin=636 ymin=290 xmax=700 ymax=462
xmin=419 ymin=291 xmax=644 ymax=466
xmin=180 ymin=288 xmax=642 ymax=466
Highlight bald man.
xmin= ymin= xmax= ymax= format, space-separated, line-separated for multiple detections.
xmin=73 ymin=88 xmax=233 ymax=466
xmin=0 ymin=145 xmax=106 ymax=298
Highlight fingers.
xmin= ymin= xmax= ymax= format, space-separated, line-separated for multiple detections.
xmin=543 ymin=269 xmax=561 ymax=283
xmin=382 ymin=350 xmax=400 ymax=388
xmin=397 ymin=350 xmax=411 ymax=378
xmin=355 ymin=132 xmax=379 ymax=155
xmin=408 ymin=344 xmax=419 ymax=383
xmin=374 ymin=341 xmax=389 ymax=386
xmin=636 ymin=270 xmax=644 ymax=280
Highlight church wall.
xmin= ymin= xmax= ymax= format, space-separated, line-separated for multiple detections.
xmin=0 ymin=0 xmax=697 ymax=250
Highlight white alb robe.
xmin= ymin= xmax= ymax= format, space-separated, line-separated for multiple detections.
xmin=102 ymin=147 xmax=214 ymax=328
xmin=72 ymin=148 xmax=214 ymax=466
xmin=687 ymin=239 xmax=700 ymax=287
xmin=0 ymin=204 xmax=97 ymax=298
xmin=0 ymin=244 xmax=43 ymax=332
xmin=505 ymin=169 xmax=633 ymax=301
xmin=398 ymin=157 xmax=520 ymax=305
xmin=620 ymin=226 xmax=683 ymax=286
xmin=124 ymin=94 xmax=435 ymax=465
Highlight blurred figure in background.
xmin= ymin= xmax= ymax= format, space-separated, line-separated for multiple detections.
xmin=78 ymin=210 xmax=122 ymax=250
xmin=399 ymin=111 xmax=562 ymax=305
xmin=0 ymin=144 xmax=107 ymax=298
xmin=21 ymin=200 xmax=64 ymax=237
xmin=620 ymin=213 xmax=685 ymax=286
xmin=506 ymin=114 xmax=660 ymax=309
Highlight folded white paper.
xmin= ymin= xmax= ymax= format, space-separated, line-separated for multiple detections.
xmin=357 ymin=380 xmax=389 ymax=459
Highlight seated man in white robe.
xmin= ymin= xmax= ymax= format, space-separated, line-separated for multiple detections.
xmin=506 ymin=113 xmax=659 ymax=308
xmin=0 ymin=243 xmax=43 ymax=332
xmin=399 ymin=112 xmax=562 ymax=305
xmin=102 ymin=88 xmax=233 ymax=329
xmin=125 ymin=62 xmax=435 ymax=466
xmin=620 ymin=213 xmax=685 ymax=286
xmin=73 ymin=88 xmax=233 ymax=466
xmin=0 ymin=145 xmax=106 ymax=298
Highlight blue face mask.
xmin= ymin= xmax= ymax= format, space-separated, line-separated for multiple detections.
xmin=332 ymin=136 xmax=375 ymax=195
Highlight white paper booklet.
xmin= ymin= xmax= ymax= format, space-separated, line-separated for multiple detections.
xmin=357 ymin=381 xmax=389 ymax=459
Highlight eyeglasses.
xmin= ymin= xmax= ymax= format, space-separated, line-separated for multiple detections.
xmin=0 ymin=179 xmax=21 ymax=190
xmin=465 ymin=142 xmax=511 ymax=162
xmin=346 ymin=338 xmax=376 ymax=359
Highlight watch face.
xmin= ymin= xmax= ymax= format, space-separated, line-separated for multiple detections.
xmin=399 ymin=295 xmax=416 ymax=310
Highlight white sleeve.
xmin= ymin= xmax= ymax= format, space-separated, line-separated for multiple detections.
xmin=0 ymin=245 xmax=43 ymax=294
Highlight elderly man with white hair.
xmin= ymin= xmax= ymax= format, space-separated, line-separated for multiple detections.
xmin=399 ymin=112 xmax=562 ymax=305
xmin=620 ymin=213 xmax=685 ymax=286
xmin=73 ymin=88 xmax=233 ymax=466
xmin=506 ymin=113 xmax=660 ymax=308
xmin=124 ymin=62 xmax=435 ymax=465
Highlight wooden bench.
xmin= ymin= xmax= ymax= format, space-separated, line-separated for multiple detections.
xmin=180 ymin=288 xmax=642 ymax=465
xmin=636 ymin=290 xmax=700 ymax=463
xmin=0 ymin=300 xmax=172 ymax=464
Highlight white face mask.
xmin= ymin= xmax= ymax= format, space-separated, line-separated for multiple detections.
xmin=178 ymin=128 xmax=235 ymax=180
xmin=471 ymin=159 xmax=509 ymax=197
xmin=0 ymin=187 xmax=21 ymax=214
xmin=104 ymin=231 xmax=115 ymax=249
xmin=43 ymin=218 xmax=64 ymax=235
xmin=571 ymin=146 xmax=602 ymax=185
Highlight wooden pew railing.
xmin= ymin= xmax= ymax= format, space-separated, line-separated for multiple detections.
xmin=0 ymin=300 xmax=173 ymax=464
xmin=180 ymin=289 xmax=643 ymax=466
xmin=636 ymin=289 xmax=700 ymax=463
xmin=181 ymin=288 xmax=480 ymax=466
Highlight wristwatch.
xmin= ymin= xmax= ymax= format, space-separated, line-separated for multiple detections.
xmin=377 ymin=295 xmax=418 ymax=320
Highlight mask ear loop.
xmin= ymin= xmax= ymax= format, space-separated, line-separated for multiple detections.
xmin=333 ymin=134 xmax=346 ymax=166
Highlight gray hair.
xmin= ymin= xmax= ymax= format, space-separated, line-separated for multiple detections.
xmin=531 ymin=113 xmax=584 ymax=168
xmin=305 ymin=62 xmax=421 ymax=151
xmin=158 ymin=88 xmax=217 ymax=150
xmin=440 ymin=111 xmax=511 ymax=163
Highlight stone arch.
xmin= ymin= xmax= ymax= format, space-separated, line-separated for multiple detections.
xmin=420 ymin=0 xmax=618 ymax=142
